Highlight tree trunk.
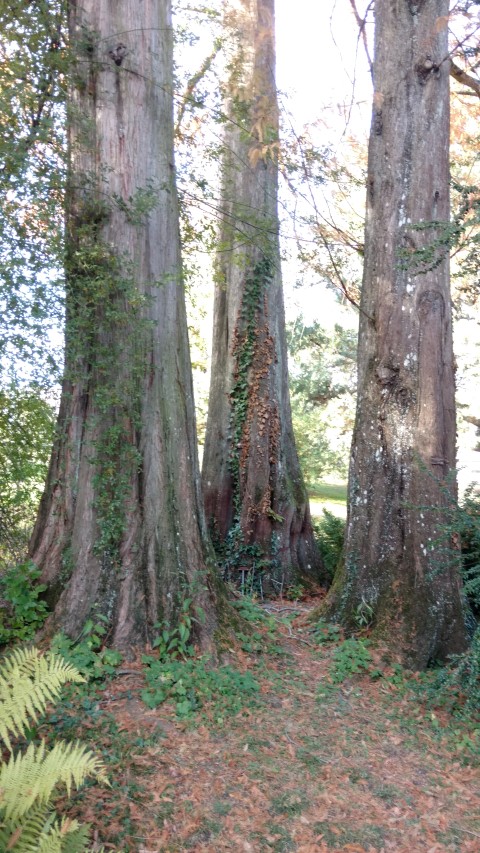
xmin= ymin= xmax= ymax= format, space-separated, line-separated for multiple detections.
xmin=29 ymin=0 xmax=218 ymax=653
xmin=202 ymin=0 xmax=321 ymax=590
xmin=324 ymin=0 xmax=467 ymax=667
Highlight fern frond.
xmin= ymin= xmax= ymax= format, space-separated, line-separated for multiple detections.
xmin=0 ymin=804 xmax=91 ymax=852
xmin=32 ymin=816 xmax=91 ymax=853
xmin=0 ymin=803 xmax=55 ymax=851
xmin=0 ymin=648 xmax=85 ymax=749
xmin=0 ymin=739 xmax=109 ymax=820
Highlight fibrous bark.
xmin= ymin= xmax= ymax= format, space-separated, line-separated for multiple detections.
xmin=324 ymin=0 xmax=467 ymax=667
xmin=30 ymin=0 xmax=218 ymax=652
xmin=202 ymin=0 xmax=321 ymax=589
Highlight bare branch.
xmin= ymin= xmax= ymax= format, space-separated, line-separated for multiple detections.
xmin=348 ymin=0 xmax=374 ymax=78
xmin=175 ymin=40 xmax=223 ymax=136
xmin=450 ymin=60 xmax=480 ymax=98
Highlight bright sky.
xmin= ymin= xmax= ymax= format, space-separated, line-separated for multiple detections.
xmin=274 ymin=1 xmax=372 ymax=326
xmin=275 ymin=1 xmax=480 ymax=484
xmin=275 ymin=0 xmax=372 ymax=129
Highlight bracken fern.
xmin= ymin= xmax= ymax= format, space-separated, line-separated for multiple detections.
xmin=0 ymin=647 xmax=109 ymax=852
xmin=0 ymin=646 xmax=85 ymax=750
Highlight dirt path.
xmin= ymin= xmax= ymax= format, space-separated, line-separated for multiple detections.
xmin=60 ymin=604 xmax=479 ymax=852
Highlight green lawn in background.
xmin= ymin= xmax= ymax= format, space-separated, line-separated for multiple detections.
xmin=309 ymin=482 xmax=347 ymax=518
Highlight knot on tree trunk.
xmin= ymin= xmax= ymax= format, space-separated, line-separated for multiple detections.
xmin=108 ymin=43 xmax=128 ymax=66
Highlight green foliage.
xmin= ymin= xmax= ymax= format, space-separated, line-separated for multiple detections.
xmin=397 ymin=219 xmax=454 ymax=275
xmin=425 ymin=626 xmax=480 ymax=717
xmin=221 ymin=526 xmax=277 ymax=592
xmin=229 ymin=255 xmax=274 ymax=499
xmin=354 ymin=597 xmax=375 ymax=629
xmin=112 ymin=181 xmax=159 ymax=225
xmin=329 ymin=638 xmax=373 ymax=684
xmin=64 ymin=190 xmax=149 ymax=566
xmin=449 ymin=178 xmax=480 ymax=302
xmin=141 ymin=655 xmax=260 ymax=721
xmin=231 ymin=595 xmax=275 ymax=629
xmin=0 ymin=810 xmax=91 ymax=853
xmin=0 ymin=560 xmax=48 ymax=645
xmin=312 ymin=510 xmax=345 ymax=583
xmin=0 ymin=646 xmax=85 ymax=750
xmin=284 ymin=582 xmax=306 ymax=601
xmin=0 ymin=1 xmax=66 ymax=386
xmin=231 ymin=595 xmax=279 ymax=653
xmin=456 ymin=485 xmax=480 ymax=615
xmin=287 ymin=320 xmax=356 ymax=488
xmin=0 ymin=646 xmax=108 ymax=852
xmin=50 ymin=617 xmax=122 ymax=681
xmin=0 ymin=387 xmax=55 ymax=567
xmin=151 ymin=598 xmax=194 ymax=661
xmin=311 ymin=619 xmax=343 ymax=645
xmin=0 ymin=740 xmax=108 ymax=821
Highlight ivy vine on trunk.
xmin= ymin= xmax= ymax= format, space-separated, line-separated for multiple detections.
xmin=202 ymin=0 xmax=322 ymax=591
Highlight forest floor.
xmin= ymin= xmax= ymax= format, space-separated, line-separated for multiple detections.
xmin=45 ymin=600 xmax=480 ymax=853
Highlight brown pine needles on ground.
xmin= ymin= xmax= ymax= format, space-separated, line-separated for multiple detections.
xmin=43 ymin=601 xmax=479 ymax=852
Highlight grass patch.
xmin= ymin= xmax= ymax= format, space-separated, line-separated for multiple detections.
xmin=269 ymin=790 xmax=307 ymax=816
xmin=309 ymin=481 xmax=347 ymax=503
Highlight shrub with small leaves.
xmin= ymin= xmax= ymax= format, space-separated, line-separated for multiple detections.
xmin=141 ymin=655 xmax=260 ymax=721
xmin=0 ymin=560 xmax=48 ymax=645
xmin=429 ymin=625 xmax=480 ymax=717
xmin=50 ymin=615 xmax=122 ymax=681
xmin=151 ymin=598 xmax=194 ymax=661
xmin=456 ymin=485 xmax=480 ymax=616
xmin=329 ymin=638 xmax=373 ymax=684
xmin=311 ymin=619 xmax=343 ymax=645
xmin=313 ymin=510 xmax=345 ymax=584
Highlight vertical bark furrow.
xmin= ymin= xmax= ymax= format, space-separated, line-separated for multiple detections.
xmin=324 ymin=0 xmax=466 ymax=666
xmin=30 ymin=0 xmax=218 ymax=651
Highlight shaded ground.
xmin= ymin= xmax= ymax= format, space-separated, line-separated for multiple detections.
xmin=46 ymin=603 xmax=480 ymax=852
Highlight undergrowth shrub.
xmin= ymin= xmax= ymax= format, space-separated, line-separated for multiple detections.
xmin=313 ymin=510 xmax=345 ymax=584
xmin=456 ymin=485 xmax=480 ymax=617
xmin=141 ymin=656 xmax=260 ymax=721
xmin=426 ymin=485 xmax=480 ymax=716
xmin=51 ymin=615 xmax=123 ymax=681
xmin=426 ymin=626 xmax=480 ymax=717
xmin=0 ymin=646 xmax=108 ymax=852
xmin=329 ymin=638 xmax=375 ymax=684
xmin=0 ymin=560 xmax=48 ymax=645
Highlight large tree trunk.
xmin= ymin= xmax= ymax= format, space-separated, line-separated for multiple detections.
xmin=202 ymin=0 xmax=321 ymax=590
xmin=29 ymin=0 xmax=218 ymax=653
xmin=324 ymin=0 xmax=467 ymax=667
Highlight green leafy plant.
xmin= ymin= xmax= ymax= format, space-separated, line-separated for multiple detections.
xmin=151 ymin=598 xmax=193 ymax=661
xmin=329 ymin=638 xmax=373 ymax=684
xmin=0 ymin=646 xmax=109 ymax=852
xmin=313 ymin=510 xmax=345 ymax=583
xmin=311 ymin=619 xmax=343 ymax=645
xmin=354 ymin=597 xmax=375 ymax=628
xmin=456 ymin=485 xmax=480 ymax=616
xmin=427 ymin=626 xmax=480 ymax=717
xmin=51 ymin=616 xmax=122 ymax=681
xmin=0 ymin=560 xmax=48 ymax=644
xmin=284 ymin=582 xmax=305 ymax=601
xmin=0 ymin=388 xmax=55 ymax=570
xmin=141 ymin=655 xmax=260 ymax=721
xmin=232 ymin=595 xmax=274 ymax=628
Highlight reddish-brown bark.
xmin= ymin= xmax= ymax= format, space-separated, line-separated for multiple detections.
xmin=202 ymin=0 xmax=322 ymax=589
